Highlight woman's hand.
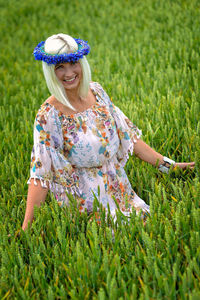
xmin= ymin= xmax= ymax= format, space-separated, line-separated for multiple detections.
xmin=134 ymin=139 xmax=195 ymax=171
xmin=7 ymin=229 xmax=21 ymax=240
xmin=174 ymin=162 xmax=195 ymax=170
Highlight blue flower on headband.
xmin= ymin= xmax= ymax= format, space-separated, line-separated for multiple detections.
xmin=33 ymin=38 xmax=90 ymax=65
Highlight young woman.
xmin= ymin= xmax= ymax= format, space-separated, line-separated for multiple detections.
xmin=22 ymin=33 xmax=195 ymax=230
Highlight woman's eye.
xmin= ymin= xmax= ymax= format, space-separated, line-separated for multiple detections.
xmin=55 ymin=65 xmax=63 ymax=70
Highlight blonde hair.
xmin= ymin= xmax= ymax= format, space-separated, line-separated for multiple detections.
xmin=42 ymin=33 xmax=91 ymax=111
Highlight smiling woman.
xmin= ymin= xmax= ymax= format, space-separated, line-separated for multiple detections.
xmin=21 ymin=33 xmax=195 ymax=231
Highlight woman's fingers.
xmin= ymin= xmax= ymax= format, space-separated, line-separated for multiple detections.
xmin=174 ymin=162 xmax=195 ymax=170
xmin=8 ymin=229 xmax=21 ymax=239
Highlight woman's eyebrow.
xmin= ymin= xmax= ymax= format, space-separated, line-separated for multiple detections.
xmin=55 ymin=63 xmax=63 ymax=68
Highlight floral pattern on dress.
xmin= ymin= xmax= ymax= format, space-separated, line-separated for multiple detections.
xmin=28 ymin=82 xmax=150 ymax=219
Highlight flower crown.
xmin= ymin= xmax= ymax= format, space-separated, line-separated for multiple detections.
xmin=33 ymin=38 xmax=90 ymax=65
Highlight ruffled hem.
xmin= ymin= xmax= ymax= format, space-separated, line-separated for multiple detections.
xmin=27 ymin=176 xmax=82 ymax=197
xmin=27 ymin=176 xmax=49 ymax=188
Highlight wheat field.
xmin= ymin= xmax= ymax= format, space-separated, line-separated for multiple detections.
xmin=0 ymin=0 xmax=199 ymax=299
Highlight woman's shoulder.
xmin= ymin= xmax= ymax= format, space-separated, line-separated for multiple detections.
xmin=90 ymin=81 xmax=104 ymax=93
xmin=90 ymin=81 xmax=112 ymax=106
xmin=90 ymin=81 xmax=110 ymax=98
xmin=35 ymin=96 xmax=56 ymax=126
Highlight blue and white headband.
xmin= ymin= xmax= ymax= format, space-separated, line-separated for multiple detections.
xmin=33 ymin=38 xmax=90 ymax=65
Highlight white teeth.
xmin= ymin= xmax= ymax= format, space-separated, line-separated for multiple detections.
xmin=64 ymin=77 xmax=76 ymax=82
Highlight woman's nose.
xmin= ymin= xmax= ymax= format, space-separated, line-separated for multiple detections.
xmin=63 ymin=65 xmax=73 ymax=75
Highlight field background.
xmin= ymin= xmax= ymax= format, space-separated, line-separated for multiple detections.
xmin=0 ymin=0 xmax=200 ymax=299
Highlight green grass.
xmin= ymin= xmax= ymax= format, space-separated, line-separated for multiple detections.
xmin=0 ymin=0 xmax=200 ymax=299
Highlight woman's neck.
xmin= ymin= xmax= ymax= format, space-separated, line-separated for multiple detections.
xmin=65 ymin=88 xmax=83 ymax=104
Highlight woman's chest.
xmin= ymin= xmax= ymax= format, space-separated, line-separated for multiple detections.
xmin=60 ymin=105 xmax=120 ymax=167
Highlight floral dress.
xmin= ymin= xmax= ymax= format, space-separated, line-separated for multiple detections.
xmin=28 ymin=82 xmax=150 ymax=220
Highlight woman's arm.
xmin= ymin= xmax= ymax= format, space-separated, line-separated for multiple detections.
xmin=22 ymin=179 xmax=49 ymax=231
xmin=134 ymin=139 xmax=195 ymax=170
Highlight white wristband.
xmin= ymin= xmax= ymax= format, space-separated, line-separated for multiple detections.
xmin=158 ymin=156 xmax=175 ymax=174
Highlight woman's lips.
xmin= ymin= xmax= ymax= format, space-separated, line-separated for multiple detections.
xmin=63 ymin=75 xmax=77 ymax=84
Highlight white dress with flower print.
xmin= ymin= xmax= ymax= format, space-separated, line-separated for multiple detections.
xmin=28 ymin=82 xmax=150 ymax=220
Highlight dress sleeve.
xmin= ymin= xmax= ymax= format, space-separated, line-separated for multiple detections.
xmin=111 ymin=104 xmax=142 ymax=166
xmin=94 ymin=82 xmax=142 ymax=166
xmin=27 ymin=106 xmax=80 ymax=195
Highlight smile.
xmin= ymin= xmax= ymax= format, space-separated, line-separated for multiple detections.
xmin=63 ymin=75 xmax=77 ymax=83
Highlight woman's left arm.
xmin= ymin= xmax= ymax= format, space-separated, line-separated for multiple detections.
xmin=134 ymin=139 xmax=195 ymax=171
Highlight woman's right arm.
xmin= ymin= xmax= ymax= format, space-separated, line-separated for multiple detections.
xmin=22 ymin=179 xmax=49 ymax=231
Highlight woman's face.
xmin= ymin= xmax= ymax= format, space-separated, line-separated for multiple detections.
xmin=54 ymin=61 xmax=82 ymax=92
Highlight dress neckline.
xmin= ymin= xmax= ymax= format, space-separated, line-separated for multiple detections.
xmin=44 ymin=83 xmax=102 ymax=118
